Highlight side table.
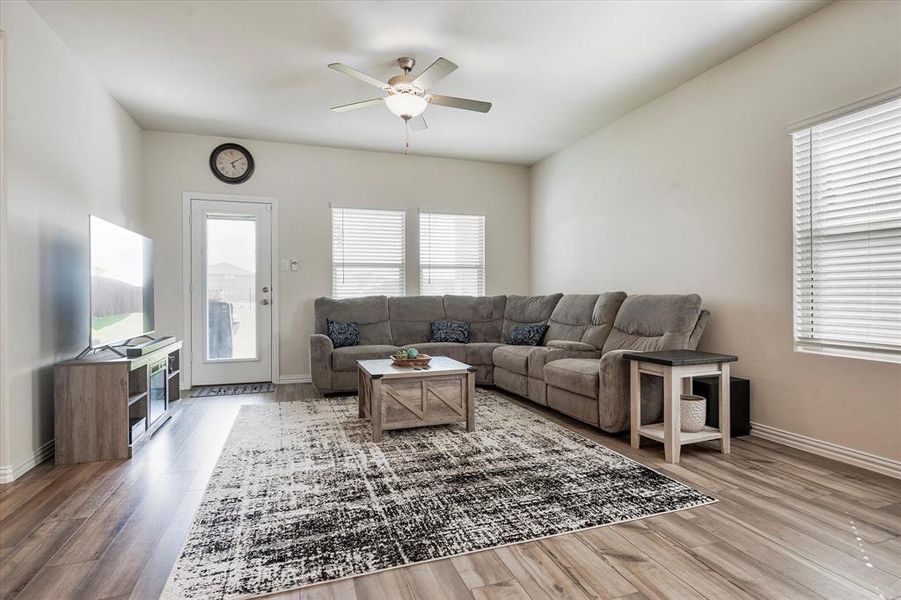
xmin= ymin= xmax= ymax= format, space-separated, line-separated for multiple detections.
xmin=623 ymin=350 xmax=738 ymax=464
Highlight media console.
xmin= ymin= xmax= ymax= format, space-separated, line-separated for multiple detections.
xmin=54 ymin=338 xmax=182 ymax=464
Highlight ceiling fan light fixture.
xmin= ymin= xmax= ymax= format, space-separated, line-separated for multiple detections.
xmin=384 ymin=93 xmax=428 ymax=119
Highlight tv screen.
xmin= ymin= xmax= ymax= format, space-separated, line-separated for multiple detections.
xmin=89 ymin=216 xmax=155 ymax=348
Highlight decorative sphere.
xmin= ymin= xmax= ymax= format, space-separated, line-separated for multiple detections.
xmin=406 ymin=348 xmax=419 ymax=358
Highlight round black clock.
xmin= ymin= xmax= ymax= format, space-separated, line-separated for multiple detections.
xmin=209 ymin=143 xmax=254 ymax=184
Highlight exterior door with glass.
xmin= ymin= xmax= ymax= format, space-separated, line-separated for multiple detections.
xmin=190 ymin=199 xmax=273 ymax=385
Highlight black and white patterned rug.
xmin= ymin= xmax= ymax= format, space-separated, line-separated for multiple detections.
xmin=162 ymin=390 xmax=715 ymax=599
xmin=191 ymin=382 xmax=276 ymax=397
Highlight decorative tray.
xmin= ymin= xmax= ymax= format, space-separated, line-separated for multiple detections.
xmin=389 ymin=354 xmax=433 ymax=367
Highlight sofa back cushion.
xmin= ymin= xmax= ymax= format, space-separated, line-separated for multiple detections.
xmin=502 ymin=293 xmax=563 ymax=340
xmin=581 ymin=291 xmax=628 ymax=348
xmin=314 ymin=296 xmax=393 ymax=346
xmin=444 ymin=295 xmax=506 ymax=342
xmin=602 ymin=294 xmax=703 ymax=353
xmin=388 ymin=296 xmax=447 ymax=346
xmin=544 ymin=294 xmax=600 ymax=343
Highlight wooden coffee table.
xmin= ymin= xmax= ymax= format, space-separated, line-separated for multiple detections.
xmin=357 ymin=356 xmax=476 ymax=442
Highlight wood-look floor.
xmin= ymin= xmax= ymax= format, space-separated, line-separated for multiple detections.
xmin=1 ymin=384 xmax=900 ymax=600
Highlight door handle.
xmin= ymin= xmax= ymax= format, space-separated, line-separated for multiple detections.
xmin=262 ymin=286 xmax=269 ymax=293
xmin=261 ymin=298 xmax=270 ymax=306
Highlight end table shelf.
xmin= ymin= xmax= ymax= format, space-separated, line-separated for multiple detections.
xmin=624 ymin=349 xmax=738 ymax=464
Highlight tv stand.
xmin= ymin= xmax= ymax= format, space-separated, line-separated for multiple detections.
xmin=74 ymin=335 xmax=176 ymax=359
xmin=54 ymin=338 xmax=182 ymax=464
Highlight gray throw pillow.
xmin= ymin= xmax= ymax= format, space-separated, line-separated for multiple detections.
xmin=327 ymin=318 xmax=360 ymax=348
xmin=431 ymin=320 xmax=471 ymax=343
xmin=507 ymin=323 xmax=547 ymax=346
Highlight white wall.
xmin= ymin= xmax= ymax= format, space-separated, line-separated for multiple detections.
xmin=531 ymin=0 xmax=901 ymax=461
xmin=142 ymin=131 xmax=530 ymax=384
xmin=0 ymin=1 xmax=145 ymax=479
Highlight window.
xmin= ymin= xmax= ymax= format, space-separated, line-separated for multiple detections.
xmin=332 ymin=207 xmax=405 ymax=299
xmin=792 ymin=95 xmax=901 ymax=363
xmin=420 ymin=212 xmax=485 ymax=296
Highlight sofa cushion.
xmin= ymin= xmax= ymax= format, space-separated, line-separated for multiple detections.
xmin=401 ymin=342 xmax=467 ymax=364
xmin=332 ymin=344 xmax=400 ymax=371
xmin=492 ymin=345 xmax=536 ymax=376
xmin=506 ymin=323 xmax=547 ymax=346
xmin=444 ymin=295 xmax=506 ymax=342
xmin=544 ymin=294 xmax=599 ymax=343
xmin=466 ymin=342 xmax=503 ymax=365
xmin=388 ymin=296 xmax=446 ymax=346
xmin=544 ymin=358 xmax=600 ymax=399
xmin=431 ymin=320 xmax=470 ymax=343
xmin=581 ymin=291 xmax=628 ymax=349
xmin=602 ymin=294 xmax=702 ymax=353
xmin=315 ymin=296 xmax=392 ymax=346
xmin=502 ymin=293 xmax=563 ymax=339
xmin=326 ymin=318 xmax=359 ymax=348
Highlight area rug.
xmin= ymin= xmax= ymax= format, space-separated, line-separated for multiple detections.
xmin=162 ymin=389 xmax=715 ymax=599
xmin=191 ymin=382 xmax=275 ymax=397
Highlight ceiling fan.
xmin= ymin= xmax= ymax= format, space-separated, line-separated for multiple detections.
xmin=328 ymin=56 xmax=492 ymax=132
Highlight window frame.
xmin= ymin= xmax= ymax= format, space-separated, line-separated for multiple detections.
xmin=790 ymin=90 xmax=901 ymax=364
xmin=330 ymin=206 xmax=406 ymax=299
xmin=418 ymin=210 xmax=487 ymax=297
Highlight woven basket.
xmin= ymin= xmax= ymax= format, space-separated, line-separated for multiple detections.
xmin=680 ymin=394 xmax=707 ymax=433
xmin=389 ymin=354 xmax=432 ymax=367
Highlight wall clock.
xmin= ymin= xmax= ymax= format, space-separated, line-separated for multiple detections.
xmin=209 ymin=143 xmax=254 ymax=184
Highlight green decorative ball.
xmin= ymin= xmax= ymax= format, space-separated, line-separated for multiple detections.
xmin=406 ymin=348 xmax=419 ymax=358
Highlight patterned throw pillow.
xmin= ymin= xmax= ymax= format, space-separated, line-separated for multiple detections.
xmin=431 ymin=320 xmax=471 ymax=343
xmin=507 ymin=323 xmax=548 ymax=346
xmin=327 ymin=318 xmax=360 ymax=348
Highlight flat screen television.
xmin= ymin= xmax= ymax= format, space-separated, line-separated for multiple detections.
xmin=89 ymin=216 xmax=155 ymax=348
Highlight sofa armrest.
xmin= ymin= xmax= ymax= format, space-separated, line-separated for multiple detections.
xmin=598 ymin=349 xmax=633 ymax=433
xmin=310 ymin=334 xmax=334 ymax=393
xmin=547 ymin=340 xmax=597 ymax=352
xmin=598 ymin=350 xmax=665 ymax=434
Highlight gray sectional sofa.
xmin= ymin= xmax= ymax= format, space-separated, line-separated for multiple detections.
xmin=310 ymin=293 xmax=709 ymax=433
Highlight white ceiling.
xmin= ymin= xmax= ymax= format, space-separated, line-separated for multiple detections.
xmin=30 ymin=0 xmax=829 ymax=165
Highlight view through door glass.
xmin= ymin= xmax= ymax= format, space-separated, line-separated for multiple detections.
xmin=206 ymin=215 xmax=257 ymax=361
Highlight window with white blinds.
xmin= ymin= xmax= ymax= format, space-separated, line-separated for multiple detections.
xmin=331 ymin=207 xmax=405 ymax=299
xmin=420 ymin=212 xmax=485 ymax=296
xmin=792 ymin=95 xmax=901 ymax=362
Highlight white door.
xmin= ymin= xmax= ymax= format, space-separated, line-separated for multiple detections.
xmin=190 ymin=199 xmax=273 ymax=385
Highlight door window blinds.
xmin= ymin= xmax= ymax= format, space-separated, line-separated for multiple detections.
xmin=332 ymin=207 xmax=405 ymax=299
xmin=792 ymin=96 xmax=901 ymax=361
xmin=420 ymin=212 xmax=486 ymax=296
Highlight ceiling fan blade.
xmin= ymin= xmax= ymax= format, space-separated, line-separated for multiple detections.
xmin=428 ymin=94 xmax=492 ymax=113
xmin=328 ymin=63 xmax=389 ymax=90
xmin=330 ymin=98 xmax=384 ymax=113
xmin=412 ymin=57 xmax=458 ymax=90
xmin=409 ymin=115 xmax=428 ymax=132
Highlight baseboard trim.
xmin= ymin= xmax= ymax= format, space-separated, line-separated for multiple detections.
xmin=278 ymin=374 xmax=312 ymax=385
xmin=0 ymin=439 xmax=55 ymax=484
xmin=750 ymin=422 xmax=901 ymax=480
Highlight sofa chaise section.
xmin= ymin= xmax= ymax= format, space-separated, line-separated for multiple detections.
xmin=493 ymin=292 xmax=626 ymax=405
xmin=543 ymin=294 xmax=710 ymax=432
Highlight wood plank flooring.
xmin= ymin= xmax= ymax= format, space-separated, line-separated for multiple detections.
xmin=1 ymin=384 xmax=899 ymax=599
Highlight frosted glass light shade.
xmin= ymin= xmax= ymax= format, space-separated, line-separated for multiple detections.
xmin=384 ymin=93 xmax=428 ymax=119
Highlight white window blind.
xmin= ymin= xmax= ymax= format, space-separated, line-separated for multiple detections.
xmin=420 ymin=212 xmax=485 ymax=296
xmin=332 ymin=207 xmax=405 ymax=299
xmin=792 ymin=95 xmax=901 ymax=362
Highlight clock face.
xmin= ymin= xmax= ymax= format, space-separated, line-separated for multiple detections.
xmin=210 ymin=143 xmax=254 ymax=184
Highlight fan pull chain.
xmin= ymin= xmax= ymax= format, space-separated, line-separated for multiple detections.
xmin=403 ymin=119 xmax=410 ymax=155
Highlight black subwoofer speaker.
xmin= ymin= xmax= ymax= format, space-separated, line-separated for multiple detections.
xmin=692 ymin=376 xmax=750 ymax=437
